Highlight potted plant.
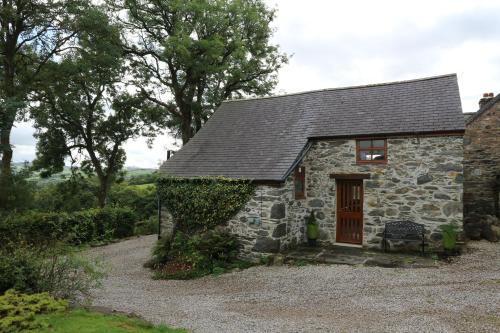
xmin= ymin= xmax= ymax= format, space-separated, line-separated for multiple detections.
xmin=306 ymin=211 xmax=319 ymax=246
xmin=440 ymin=223 xmax=459 ymax=256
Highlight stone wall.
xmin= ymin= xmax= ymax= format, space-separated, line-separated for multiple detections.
xmin=464 ymin=100 xmax=500 ymax=240
xmin=225 ymin=179 xmax=309 ymax=260
xmin=300 ymin=136 xmax=463 ymax=250
xmin=162 ymin=135 xmax=464 ymax=259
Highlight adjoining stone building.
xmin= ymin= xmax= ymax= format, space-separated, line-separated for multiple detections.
xmin=463 ymin=93 xmax=500 ymax=241
xmin=160 ymin=74 xmax=465 ymax=258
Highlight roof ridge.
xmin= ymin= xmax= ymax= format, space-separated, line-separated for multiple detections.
xmin=222 ymin=73 xmax=457 ymax=103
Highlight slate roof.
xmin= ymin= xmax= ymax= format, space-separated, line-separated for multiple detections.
xmin=160 ymin=74 xmax=464 ymax=181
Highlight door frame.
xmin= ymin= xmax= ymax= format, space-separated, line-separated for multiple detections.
xmin=335 ymin=179 xmax=364 ymax=245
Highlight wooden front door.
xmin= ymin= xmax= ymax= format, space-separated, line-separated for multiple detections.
xmin=336 ymin=180 xmax=363 ymax=244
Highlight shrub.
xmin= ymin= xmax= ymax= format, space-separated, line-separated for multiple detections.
xmin=33 ymin=176 xmax=97 ymax=213
xmin=0 ymin=245 xmax=40 ymax=294
xmin=150 ymin=229 xmax=244 ymax=279
xmin=0 ymin=166 xmax=36 ymax=213
xmin=144 ymin=236 xmax=171 ymax=269
xmin=127 ymin=171 xmax=159 ymax=185
xmin=108 ymin=183 xmax=157 ymax=222
xmin=35 ymin=246 xmax=104 ymax=302
xmin=0 ymin=207 xmax=137 ymax=246
xmin=0 ymin=289 xmax=67 ymax=333
xmin=0 ymin=245 xmax=104 ymax=302
xmin=440 ymin=223 xmax=459 ymax=251
xmin=157 ymin=177 xmax=254 ymax=235
xmin=135 ymin=216 xmax=158 ymax=236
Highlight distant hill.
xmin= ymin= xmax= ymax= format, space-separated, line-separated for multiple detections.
xmin=12 ymin=162 xmax=157 ymax=186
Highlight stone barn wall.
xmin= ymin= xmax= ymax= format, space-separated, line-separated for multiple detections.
xmin=161 ymin=135 xmax=464 ymax=259
xmin=464 ymin=97 xmax=500 ymax=241
xmin=299 ymin=136 xmax=463 ymax=250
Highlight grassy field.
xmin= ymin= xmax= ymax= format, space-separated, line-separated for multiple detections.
xmin=36 ymin=309 xmax=186 ymax=333
xmin=12 ymin=162 xmax=157 ymax=186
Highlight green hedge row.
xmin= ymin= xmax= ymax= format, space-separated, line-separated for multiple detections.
xmin=0 ymin=207 xmax=137 ymax=246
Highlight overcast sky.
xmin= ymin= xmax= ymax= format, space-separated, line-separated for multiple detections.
xmin=11 ymin=0 xmax=500 ymax=168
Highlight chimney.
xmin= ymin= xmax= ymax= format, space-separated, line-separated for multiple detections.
xmin=479 ymin=92 xmax=494 ymax=108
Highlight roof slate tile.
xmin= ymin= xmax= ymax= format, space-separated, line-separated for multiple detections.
xmin=161 ymin=74 xmax=464 ymax=181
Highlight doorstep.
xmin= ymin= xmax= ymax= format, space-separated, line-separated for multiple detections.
xmin=283 ymin=245 xmax=439 ymax=268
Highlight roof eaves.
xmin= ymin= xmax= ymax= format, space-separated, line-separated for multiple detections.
xmin=307 ymin=129 xmax=465 ymax=141
xmin=281 ymin=140 xmax=313 ymax=181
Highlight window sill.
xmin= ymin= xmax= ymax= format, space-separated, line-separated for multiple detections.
xmin=356 ymin=160 xmax=387 ymax=165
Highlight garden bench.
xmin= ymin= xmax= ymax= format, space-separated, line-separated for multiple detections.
xmin=383 ymin=220 xmax=426 ymax=256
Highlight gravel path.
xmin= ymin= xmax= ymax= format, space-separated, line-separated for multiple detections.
xmin=87 ymin=235 xmax=500 ymax=333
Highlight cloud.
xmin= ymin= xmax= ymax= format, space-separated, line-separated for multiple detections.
xmin=268 ymin=0 xmax=500 ymax=112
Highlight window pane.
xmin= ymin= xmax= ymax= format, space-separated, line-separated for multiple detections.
xmin=372 ymin=150 xmax=385 ymax=161
xmin=359 ymin=151 xmax=371 ymax=160
xmin=372 ymin=139 xmax=385 ymax=148
xmin=359 ymin=140 xmax=371 ymax=149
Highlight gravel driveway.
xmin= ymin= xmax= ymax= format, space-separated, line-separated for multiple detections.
xmin=88 ymin=235 xmax=500 ymax=333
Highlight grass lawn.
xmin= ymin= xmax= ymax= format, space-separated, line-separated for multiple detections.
xmin=36 ymin=309 xmax=186 ymax=333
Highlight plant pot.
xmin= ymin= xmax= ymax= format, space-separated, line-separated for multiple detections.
xmin=306 ymin=223 xmax=318 ymax=246
xmin=307 ymin=238 xmax=317 ymax=247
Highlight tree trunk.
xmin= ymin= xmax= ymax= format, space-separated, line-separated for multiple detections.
xmin=179 ymin=105 xmax=193 ymax=145
xmin=97 ymin=176 xmax=110 ymax=208
xmin=0 ymin=125 xmax=12 ymax=177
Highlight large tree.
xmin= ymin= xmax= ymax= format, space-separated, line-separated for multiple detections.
xmin=0 ymin=0 xmax=81 ymax=180
xmin=108 ymin=0 xmax=287 ymax=144
xmin=31 ymin=7 xmax=162 ymax=207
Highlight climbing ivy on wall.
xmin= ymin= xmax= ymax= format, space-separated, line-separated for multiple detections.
xmin=157 ymin=177 xmax=255 ymax=234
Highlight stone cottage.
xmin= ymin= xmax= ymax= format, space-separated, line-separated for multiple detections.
xmin=160 ymin=74 xmax=465 ymax=258
xmin=463 ymin=93 xmax=500 ymax=241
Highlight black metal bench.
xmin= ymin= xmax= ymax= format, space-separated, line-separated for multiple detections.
xmin=383 ymin=221 xmax=426 ymax=255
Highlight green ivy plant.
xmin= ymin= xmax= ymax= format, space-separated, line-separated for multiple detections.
xmin=157 ymin=176 xmax=255 ymax=235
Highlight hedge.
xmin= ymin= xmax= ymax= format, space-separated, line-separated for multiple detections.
xmin=0 ymin=207 xmax=137 ymax=246
xmin=157 ymin=176 xmax=255 ymax=234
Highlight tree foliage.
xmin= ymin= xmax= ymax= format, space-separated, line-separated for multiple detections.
xmin=31 ymin=6 xmax=163 ymax=207
xmin=108 ymin=0 xmax=288 ymax=144
xmin=0 ymin=0 xmax=84 ymax=184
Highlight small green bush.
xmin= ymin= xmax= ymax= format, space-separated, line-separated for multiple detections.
xmin=135 ymin=215 xmax=158 ymax=236
xmin=0 ymin=245 xmax=104 ymax=301
xmin=0 ymin=289 xmax=67 ymax=333
xmin=0 ymin=207 xmax=137 ymax=246
xmin=33 ymin=176 xmax=97 ymax=213
xmin=150 ymin=229 xmax=244 ymax=279
xmin=145 ymin=237 xmax=171 ymax=269
xmin=0 ymin=245 xmax=40 ymax=294
xmin=440 ymin=223 xmax=459 ymax=251
xmin=0 ymin=166 xmax=36 ymax=213
xmin=108 ymin=183 xmax=157 ymax=222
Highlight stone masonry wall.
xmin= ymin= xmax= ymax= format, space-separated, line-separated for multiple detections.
xmin=162 ymin=135 xmax=464 ymax=259
xmin=464 ymin=100 xmax=500 ymax=240
xmin=299 ymin=136 xmax=464 ymax=250
xmin=226 ymin=179 xmax=309 ymax=260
